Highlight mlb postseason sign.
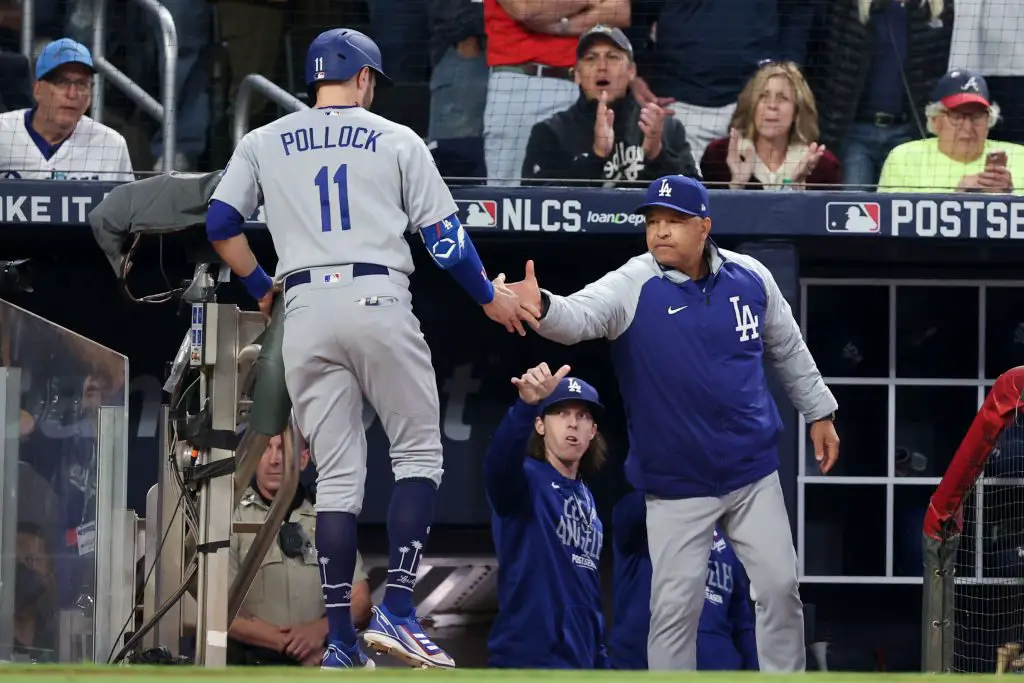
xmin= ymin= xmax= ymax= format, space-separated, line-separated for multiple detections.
xmin=3 ymin=179 xmax=1024 ymax=239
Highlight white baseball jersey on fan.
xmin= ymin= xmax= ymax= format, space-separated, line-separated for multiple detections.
xmin=0 ymin=109 xmax=133 ymax=181
xmin=212 ymin=105 xmax=457 ymax=279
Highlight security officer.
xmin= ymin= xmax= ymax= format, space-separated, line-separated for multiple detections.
xmin=228 ymin=432 xmax=372 ymax=666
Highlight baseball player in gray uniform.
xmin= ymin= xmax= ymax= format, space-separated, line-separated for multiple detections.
xmin=206 ymin=28 xmax=530 ymax=670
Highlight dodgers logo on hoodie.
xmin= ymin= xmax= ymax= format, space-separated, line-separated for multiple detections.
xmin=556 ymin=487 xmax=603 ymax=571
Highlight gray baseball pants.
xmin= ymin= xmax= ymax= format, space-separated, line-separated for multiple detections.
xmin=646 ymin=471 xmax=804 ymax=672
xmin=280 ymin=265 xmax=444 ymax=515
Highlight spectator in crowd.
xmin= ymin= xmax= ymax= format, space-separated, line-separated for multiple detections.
xmin=878 ymin=69 xmax=1024 ymax=193
xmin=426 ymin=0 xmax=489 ymax=179
xmin=627 ymin=0 xmax=816 ymax=168
xmin=484 ymin=363 xmax=609 ymax=669
xmin=14 ymin=522 xmax=57 ymax=662
xmin=215 ymin=0 xmax=289 ymax=123
xmin=948 ymin=1 xmax=1024 ymax=145
xmin=521 ymin=25 xmax=698 ymax=187
xmin=700 ymin=60 xmax=840 ymax=190
xmin=0 ymin=51 xmax=34 ymax=112
xmin=229 ymin=431 xmax=372 ymax=666
xmin=368 ymin=0 xmax=430 ymax=84
xmin=608 ymin=490 xmax=758 ymax=671
xmin=811 ymin=0 xmax=951 ymax=190
xmin=0 ymin=39 xmax=133 ymax=180
xmin=482 ymin=0 xmax=629 ymax=186
xmin=149 ymin=0 xmax=212 ymax=171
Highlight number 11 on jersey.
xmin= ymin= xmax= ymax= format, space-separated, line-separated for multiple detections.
xmin=314 ymin=164 xmax=351 ymax=232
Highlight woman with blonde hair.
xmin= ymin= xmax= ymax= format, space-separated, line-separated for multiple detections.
xmin=700 ymin=61 xmax=841 ymax=190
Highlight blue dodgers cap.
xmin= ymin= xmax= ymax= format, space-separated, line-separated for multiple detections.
xmin=536 ymin=377 xmax=604 ymax=421
xmin=634 ymin=175 xmax=710 ymax=218
xmin=36 ymin=38 xmax=95 ymax=80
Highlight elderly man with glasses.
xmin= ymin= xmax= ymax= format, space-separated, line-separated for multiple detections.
xmin=878 ymin=69 xmax=1024 ymax=194
xmin=0 ymin=38 xmax=134 ymax=182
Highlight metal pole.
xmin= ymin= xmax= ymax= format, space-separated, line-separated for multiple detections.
xmin=232 ymin=74 xmax=307 ymax=146
xmin=91 ymin=0 xmax=107 ymax=123
xmin=129 ymin=0 xmax=178 ymax=173
xmin=20 ymin=0 xmax=34 ymax=59
xmin=0 ymin=368 xmax=22 ymax=658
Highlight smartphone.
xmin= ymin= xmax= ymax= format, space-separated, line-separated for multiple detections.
xmin=986 ymin=150 xmax=1008 ymax=167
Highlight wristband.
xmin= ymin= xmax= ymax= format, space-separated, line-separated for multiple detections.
xmin=239 ymin=265 xmax=274 ymax=300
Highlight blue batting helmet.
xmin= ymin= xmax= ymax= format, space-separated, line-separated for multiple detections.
xmin=305 ymin=28 xmax=389 ymax=88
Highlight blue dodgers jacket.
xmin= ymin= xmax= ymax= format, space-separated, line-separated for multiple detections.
xmin=608 ymin=491 xmax=758 ymax=670
xmin=484 ymin=399 xmax=608 ymax=669
xmin=537 ymin=242 xmax=837 ymax=499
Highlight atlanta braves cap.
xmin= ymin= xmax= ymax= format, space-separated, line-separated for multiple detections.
xmin=36 ymin=38 xmax=95 ymax=80
xmin=536 ymin=377 xmax=604 ymax=421
xmin=634 ymin=175 xmax=710 ymax=218
xmin=931 ymin=68 xmax=990 ymax=109
xmin=577 ymin=25 xmax=633 ymax=60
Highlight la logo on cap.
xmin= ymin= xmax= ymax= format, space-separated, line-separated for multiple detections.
xmin=658 ymin=179 xmax=672 ymax=197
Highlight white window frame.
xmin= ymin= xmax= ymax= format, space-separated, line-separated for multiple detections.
xmin=798 ymin=278 xmax=1024 ymax=586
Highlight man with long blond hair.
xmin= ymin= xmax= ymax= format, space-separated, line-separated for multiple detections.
xmin=484 ymin=362 xmax=609 ymax=669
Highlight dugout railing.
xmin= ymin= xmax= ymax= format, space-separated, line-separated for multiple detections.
xmin=923 ymin=366 xmax=1024 ymax=673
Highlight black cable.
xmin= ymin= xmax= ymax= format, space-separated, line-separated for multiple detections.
xmin=112 ymin=559 xmax=199 ymax=664
xmin=105 ymin=490 xmax=186 ymax=664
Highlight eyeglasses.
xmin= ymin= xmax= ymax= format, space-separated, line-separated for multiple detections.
xmin=46 ymin=75 xmax=94 ymax=93
xmin=945 ymin=109 xmax=988 ymax=124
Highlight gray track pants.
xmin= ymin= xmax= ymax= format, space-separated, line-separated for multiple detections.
xmin=646 ymin=471 xmax=804 ymax=672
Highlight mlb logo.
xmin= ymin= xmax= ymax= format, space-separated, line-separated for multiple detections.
xmin=323 ymin=272 xmax=342 ymax=284
xmin=825 ymin=202 xmax=881 ymax=234
xmin=315 ymin=72 xmax=325 ymax=80
xmin=455 ymin=199 xmax=498 ymax=229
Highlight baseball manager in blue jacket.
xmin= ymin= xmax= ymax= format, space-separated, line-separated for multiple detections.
xmin=506 ymin=174 xmax=840 ymax=672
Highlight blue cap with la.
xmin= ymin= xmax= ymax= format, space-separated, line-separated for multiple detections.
xmin=536 ymin=376 xmax=604 ymax=421
xmin=634 ymin=175 xmax=710 ymax=218
xmin=36 ymin=38 xmax=95 ymax=81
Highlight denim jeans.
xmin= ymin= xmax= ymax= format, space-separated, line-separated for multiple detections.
xmin=428 ymin=45 xmax=488 ymax=141
xmin=840 ymin=122 xmax=915 ymax=191
xmin=149 ymin=0 xmax=212 ymax=165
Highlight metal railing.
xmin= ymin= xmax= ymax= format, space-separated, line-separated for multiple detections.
xmin=93 ymin=0 xmax=178 ymax=172
xmin=232 ymin=74 xmax=308 ymax=146
xmin=20 ymin=0 xmax=33 ymax=56
xmin=18 ymin=0 xmax=179 ymax=173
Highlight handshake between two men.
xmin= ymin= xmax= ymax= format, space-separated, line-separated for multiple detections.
xmin=481 ymin=260 xmax=546 ymax=336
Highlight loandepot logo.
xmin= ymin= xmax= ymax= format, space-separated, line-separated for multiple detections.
xmin=587 ymin=210 xmax=645 ymax=226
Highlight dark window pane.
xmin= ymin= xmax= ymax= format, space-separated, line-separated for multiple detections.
xmin=984 ymin=286 xmax=1024 ymax=380
xmin=893 ymin=485 xmax=932 ymax=577
xmin=806 ymin=285 xmax=889 ymax=378
xmin=896 ymin=286 xmax=978 ymax=379
xmin=805 ymin=386 xmax=887 ymax=477
xmin=895 ymin=387 xmax=979 ymax=478
xmin=804 ymin=484 xmax=886 ymax=577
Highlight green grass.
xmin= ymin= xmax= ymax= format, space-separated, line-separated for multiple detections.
xmin=0 ymin=667 xmax=1003 ymax=682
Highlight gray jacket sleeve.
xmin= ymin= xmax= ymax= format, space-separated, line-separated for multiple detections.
xmin=730 ymin=253 xmax=838 ymax=422
xmin=537 ymin=255 xmax=654 ymax=344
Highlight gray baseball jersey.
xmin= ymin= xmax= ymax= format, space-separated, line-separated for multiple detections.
xmin=214 ymin=105 xmax=453 ymax=517
xmin=212 ymin=106 xmax=458 ymax=278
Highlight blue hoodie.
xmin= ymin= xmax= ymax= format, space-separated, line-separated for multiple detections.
xmin=484 ymin=399 xmax=607 ymax=669
xmin=536 ymin=241 xmax=837 ymax=500
xmin=608 ymin=491 xmax=758 ymax=670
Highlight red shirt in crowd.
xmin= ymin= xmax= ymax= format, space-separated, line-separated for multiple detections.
xmin=484 ymin=0 xmax=577 ymax=68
